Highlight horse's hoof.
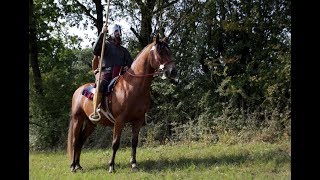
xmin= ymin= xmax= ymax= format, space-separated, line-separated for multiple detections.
xmin=131 ymin=164 xmax=138 ymax=172
xmin=70 ymin=165 xmax=82 ymax=173
xmin=132 ymin=167 xmax=138 ymax=172
xmin=75 ymin=165 xmax=83 ymax=171
xmin=70 ymin=168 xmax=76 ymax=173
xmin=109 ymin=166 xmax=115 ymax=173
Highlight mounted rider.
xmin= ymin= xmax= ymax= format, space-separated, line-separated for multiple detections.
xmin=92 ymin=23 xmax=133 ymax=111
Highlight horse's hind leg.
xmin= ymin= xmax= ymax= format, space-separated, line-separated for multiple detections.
xmin=76 ymin=119 xmax=96 ymax=171
xmin=70 ymin=115 xmax=96 ymax=172
xmin=108 ymin=120 xmax=125 ymax=173
xmin=69 ymin=113 xmax=83 ymax=172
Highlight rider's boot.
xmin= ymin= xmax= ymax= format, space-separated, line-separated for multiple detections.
xmin=92 ymin=92 xmax=102 ymax=119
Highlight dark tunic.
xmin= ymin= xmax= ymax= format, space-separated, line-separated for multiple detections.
xmin=92 ymin=32 xmax=133 ymax=94
xmin=93 ymin=33 xmax=133 ymax=68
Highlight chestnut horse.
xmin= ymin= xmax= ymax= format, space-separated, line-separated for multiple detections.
xmin=67 ymin=35 xmax=177 ymax=173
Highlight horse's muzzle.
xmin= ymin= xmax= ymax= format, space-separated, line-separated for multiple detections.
xmin=164 ymin=63 xmax=177 ymax=79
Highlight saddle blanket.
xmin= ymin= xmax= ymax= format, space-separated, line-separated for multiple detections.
xmin=81 ymin=84 xmax=95 ymax=100
xmin=81 ymin=76 xmax=120 ymax=100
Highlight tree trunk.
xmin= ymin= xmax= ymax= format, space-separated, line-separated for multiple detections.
xmin=133 ymin=0 xmax=157 ymax=49
xmin=29 ymin=0 xmax=43 ymax=95
xmin=93 ymin=0 xmax=104 ymax=35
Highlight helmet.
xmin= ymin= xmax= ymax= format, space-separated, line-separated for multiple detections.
xmin=108 ymin=24 xmax=122 ymax=39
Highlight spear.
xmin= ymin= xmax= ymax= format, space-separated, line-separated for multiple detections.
xmin=90 ymin=0 xmax=111 ymax=121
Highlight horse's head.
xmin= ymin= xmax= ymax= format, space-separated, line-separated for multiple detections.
xmin=149 ymin=34 xmax=177 ymax=80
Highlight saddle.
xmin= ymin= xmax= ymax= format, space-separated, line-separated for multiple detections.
xmin=82 ymin=76 xmax=120 ymax=101
xmin=81 ymin=76 xmax=121 ymax=122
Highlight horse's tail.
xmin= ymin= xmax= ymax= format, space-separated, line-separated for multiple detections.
xmin=67 ymin=115 xmax=73 ymax=160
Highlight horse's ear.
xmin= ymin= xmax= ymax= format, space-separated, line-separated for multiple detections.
xmin=162 ymin=36 xmax=169 ymax=43
xmin=153 ymin=33 xmax=160 ymax=44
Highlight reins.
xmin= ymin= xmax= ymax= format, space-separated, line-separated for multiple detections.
xmin=126 ymin=70 xmax=162 ymax=77
xmin=126 ymin=60 xmax=172 ymax=77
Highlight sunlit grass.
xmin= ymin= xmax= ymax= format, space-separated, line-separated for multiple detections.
xmin=30 ymin=140 xmax=290 ymax=179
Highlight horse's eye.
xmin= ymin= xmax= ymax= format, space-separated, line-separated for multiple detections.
xmin=159 ymin=44 xmax=166 ymax=51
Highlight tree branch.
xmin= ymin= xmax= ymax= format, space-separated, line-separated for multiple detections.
xmin=130 ymin=26 xmax=142 ymax=43
xmin=153 ymin=0 xmax=179 ymax=14
xmin=73 ymin=0 xmax=97 ymax=22
xmin=167 ymin=5 xmax=193 ymax=37
xmin=135 ymin=0 xmax=144 ymax=8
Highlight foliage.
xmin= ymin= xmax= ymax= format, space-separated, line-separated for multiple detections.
xmin=29 ymin=47 xmax=93 ymax=150
xmin=29 ymin=0 xmax=291 ymax=150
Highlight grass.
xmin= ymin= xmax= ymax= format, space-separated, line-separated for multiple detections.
xmin=29 ymin=139 xmax=290 ymax=179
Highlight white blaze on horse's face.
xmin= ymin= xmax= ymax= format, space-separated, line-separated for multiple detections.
xmin=159 ymin=64 xmax=165 ymax=70
xmin=160 ymin=64 xmax=167 ymax=79
xmin=161 ymin=73 xmax=167 ymax=80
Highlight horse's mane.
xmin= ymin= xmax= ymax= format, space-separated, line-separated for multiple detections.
xmin=132 ymin=42 xmax=155 ymax=62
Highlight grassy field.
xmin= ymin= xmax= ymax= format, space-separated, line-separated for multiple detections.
xmin=30 ymin=139 xmax=290 ymax=179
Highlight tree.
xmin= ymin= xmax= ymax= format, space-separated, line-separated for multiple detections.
xmin=29 ymin=0 xmax=291 ymax=149
xmin=29 ymin=0 xmax=43 ymax=94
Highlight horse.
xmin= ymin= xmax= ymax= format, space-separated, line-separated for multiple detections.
xmin=67 ymin=34 xmax=177 ymax=173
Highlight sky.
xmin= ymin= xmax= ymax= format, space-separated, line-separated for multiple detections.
xmin=67 ymin=19 xmax=131 ymax=49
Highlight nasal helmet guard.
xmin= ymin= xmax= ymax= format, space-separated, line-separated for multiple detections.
xmin=108 ymin=24 xmax=122 ymax=39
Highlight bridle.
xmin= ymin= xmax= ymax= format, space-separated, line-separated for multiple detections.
xmin=126 ymin=43 xmax=173 ymax=77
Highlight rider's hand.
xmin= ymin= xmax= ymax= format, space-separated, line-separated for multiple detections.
xmin=94 ymin=69 xmax=99 ymax=75
xmin=102 ymin=24 xmax=108 ymax=34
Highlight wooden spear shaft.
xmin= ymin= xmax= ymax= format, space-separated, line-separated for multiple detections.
xmin=93 ymin=0 xmax=111 ymax=118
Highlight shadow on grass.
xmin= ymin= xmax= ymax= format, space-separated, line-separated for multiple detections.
xmin=139 ymin=148 xmax=290 ymax=172
xmin=139 ymin=154 xmax=248 ymax=172
xmin=81 ymin=164 xmax=109 ymax=172
xmin=81 ymin=148 xmax=290 ymax=172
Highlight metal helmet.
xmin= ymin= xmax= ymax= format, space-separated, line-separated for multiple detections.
xmin=108 ymin=24 xmax=122 ymax=39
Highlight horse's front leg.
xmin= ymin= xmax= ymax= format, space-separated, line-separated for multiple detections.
xmin=130 ymin=123 xmax=142 ymax=172
xmin=108 ymin=120 xmax=124 ymax=173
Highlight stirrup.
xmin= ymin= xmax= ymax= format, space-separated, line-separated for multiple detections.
xmin=89 ymin=107 xmax=101 ymax=122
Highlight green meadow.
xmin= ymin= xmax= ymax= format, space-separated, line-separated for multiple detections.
xmin=30 ymin=139 xmax=290 ymax=179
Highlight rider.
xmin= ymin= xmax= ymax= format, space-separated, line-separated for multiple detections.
xmin=92 ymin=23 xmax=133 ymax=110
